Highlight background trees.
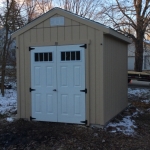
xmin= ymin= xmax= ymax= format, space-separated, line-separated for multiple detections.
xmin=0 ymin=0 xmax=24 ymax=96
xmin=18 ymin=0 xmax=53 ymax=23
xmin=0 ymin=0 xmax=150 ymax=96
xmin=99 ymin=0 xmax=150 ymax=72
xmin=57 ymin=0 xmax=102 ymax=20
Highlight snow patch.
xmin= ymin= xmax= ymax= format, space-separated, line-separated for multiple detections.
xmin=6 ymin=117 xmax=14 ymax=122
xmin=128 ymin=88 xmax=149 ymax=98
xmin=106 ymin=115 xmax=137 ymax=135
xmin=141 ymin=99 xmax=150 ymax=104
xmin=0 ymin=89 xmax=17 ymax=115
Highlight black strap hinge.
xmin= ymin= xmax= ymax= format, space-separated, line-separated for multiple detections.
xmin=80 ymin=88 xmax=87 ymax=93
xmin=29 ymin=87 xmax=35 ymax=92
xmin=80 ymin=44 xmax=87 ymax=49
xmin=80 ymin=120 xmax=87 ymax=124
xmin=30 ymin=116 xmax=36 ymax=121
xmin=29 ymin=47 xmax=35 ymax=51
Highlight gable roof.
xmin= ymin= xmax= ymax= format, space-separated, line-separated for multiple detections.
xmin=12 ymin=7 xmax=131 ymax=43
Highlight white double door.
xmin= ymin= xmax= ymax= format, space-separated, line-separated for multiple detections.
xmin=31 ymin=45 xmax=85 ymax=124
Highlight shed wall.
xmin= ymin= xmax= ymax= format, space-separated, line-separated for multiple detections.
xmin=17 ymin=15 xmax=103 ymax=124
xmin=103 ymin=35 xmax=128 ymax=124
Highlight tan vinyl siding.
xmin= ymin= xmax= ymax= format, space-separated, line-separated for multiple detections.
xmin=72 ymin=21 xmax=80 ymax=40
xmin=37 ymin=23 xmax=44 ymax=42
xmin=29 ymin=16 xmax=96 ymax=44
xmin=65 ymin=18 xmax=72 ymax=41
xmin=103 ymin=35 xmax=128 ymax=124
xmin=51 ymin=27 xmax=58 ymax=42
xmin=95 ymin=30 xmax=102 ymax=124
xmin=30 ymin=27 xmax=37 ymax=43
xmin=43 ymin=19 xmax=51 ymax=42
xmin=58 ymin=26 xmax=65 ymax=41
xmin=80 ymin=25 xmax=88 ymax=40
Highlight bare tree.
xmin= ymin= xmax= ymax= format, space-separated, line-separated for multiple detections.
xmin=57 ymin=0 xmax=103 ymax=19
xmin=17 ymin=0 xmax=53 ymax=23
xmin=0 ymin=0 xmax=24 ymax=96
xmin=36 ymin=0 xmax=53 ymax=14
xmin=99 ymin=0 xmax=150 ymax=72
xmin=18 ymin=0 xmax=39 ymax=23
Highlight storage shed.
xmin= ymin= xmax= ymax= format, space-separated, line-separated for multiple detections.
xmin=12 ymin=7 xmax=130 ymax=126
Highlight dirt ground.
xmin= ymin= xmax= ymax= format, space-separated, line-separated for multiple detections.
xmin=0 ymin=96 xmax=150 ymax=149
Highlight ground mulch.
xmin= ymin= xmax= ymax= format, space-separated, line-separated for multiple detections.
xmin=0 ymin=97 xmax=150 ymax=149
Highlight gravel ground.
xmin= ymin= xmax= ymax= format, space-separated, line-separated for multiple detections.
xmin=0 ymin=88 xmax=150 ymax=150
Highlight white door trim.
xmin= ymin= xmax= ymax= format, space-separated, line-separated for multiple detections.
xmin=30 ymin=45 xmax=86 ymax=124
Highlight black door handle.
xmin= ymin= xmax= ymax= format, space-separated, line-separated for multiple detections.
xmin=53 ymin=89 xmax=57 ymax=91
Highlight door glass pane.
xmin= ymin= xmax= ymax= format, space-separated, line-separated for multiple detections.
xmin=66 ymin=52 xmax=70 ymax=60
xmin=76 ymin=51 xmax=80 ymax=60
xmin=61 ymin=52 xmax=65 ymax=61
xmin=44 ymin=53 xmax=48 ymax=61
xmin=35 ymin=53 xmax=39 ymax=61
xmin=39 ymin=53 xmax=43 ymax=61
xmin=71 ymin=51 xmax=75 ymax=60
xmin=49 ymin=53 xmax=52 ymax=61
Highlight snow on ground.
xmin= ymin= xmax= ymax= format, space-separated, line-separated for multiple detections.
xmin=0 ymin=83 xmax=17 ymax=115
xmin=107 ymin=116 xmax=137 ymax=135
xmin=128 ymin=88 xmax=150 ymax=99
xmin=106 ymin=108 xmax=139 ymax=135
xmin=6 ymin=117 xmax=14 ymax=122
xmin=141 ymin=99 xmax=150 ymax=104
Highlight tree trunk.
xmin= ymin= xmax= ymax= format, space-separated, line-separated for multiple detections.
xmin=134 ymin=35 xmax=144 ymax=72
xmin=1 ymin=60 xmax=6 ymax=96
xmin=1 ymin=40 xmax=8 ymax=97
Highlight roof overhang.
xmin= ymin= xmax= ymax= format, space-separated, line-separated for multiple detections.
xmin=104 ymin=29 xmax=131 ymax=44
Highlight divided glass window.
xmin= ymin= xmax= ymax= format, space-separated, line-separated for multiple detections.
xmin=61 ymin=51 xmax=80 ymax=61
xmin=35 ymin=52 xmax=52 ymax=62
